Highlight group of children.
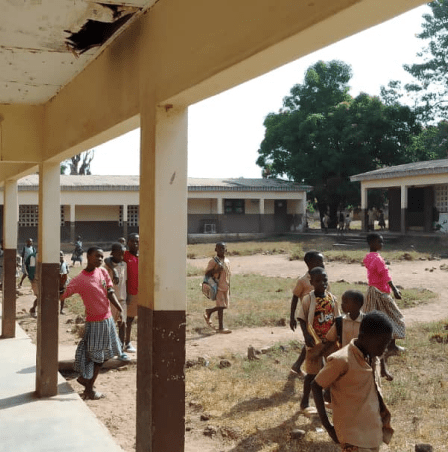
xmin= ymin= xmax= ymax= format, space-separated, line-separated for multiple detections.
xmin=57 ymin=233 xmax=139 ymax=400
xmin=289 ymin=232 xmax=405 ymax=451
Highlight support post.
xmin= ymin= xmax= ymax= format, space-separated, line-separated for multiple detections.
xmin=122 ymin=204 xmax=128 ymax=239
xmin=2 ymin=180 xmax=18 ymax=338
xmin=69 ymin=203 xmax=76 ymax=243
xmin=400 ymin=184 xmax=407 ymax=235
xmin=36 ymin=162 xmax=60 ymax=397
xmin=361 ymin=184 xmax=368 ymax=232
xmin=137 ymin=102 xmax=187 ymax=451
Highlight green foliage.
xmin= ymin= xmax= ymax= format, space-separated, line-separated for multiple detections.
xmin=257 ymin=60 xmax=421 ymax=224
xmin=403 ymin=1 xmax=448 ymax=122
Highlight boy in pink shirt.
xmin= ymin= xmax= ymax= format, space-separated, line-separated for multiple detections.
xmin=61 ymin=246 xmax=127 ymax=400
xmin=363 ymin=233 xmax=405 ymax=381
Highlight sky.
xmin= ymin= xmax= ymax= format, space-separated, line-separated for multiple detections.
xmin=89 ymin=4 xmax=431 ymax=179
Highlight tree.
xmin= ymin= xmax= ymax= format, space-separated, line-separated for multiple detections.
xmin=61 ymin=150 xmax=95 ymax=175
xmin=407 ymin=120 xmax=448 ymax=160
xmin=403 ymin=1 xmax=448 ymax=123
xmin=257 ymin=61 xmax=422 ymax=225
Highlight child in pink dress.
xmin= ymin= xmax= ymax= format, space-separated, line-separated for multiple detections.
xmin=363 ymin=233 xmax=405 ymax=381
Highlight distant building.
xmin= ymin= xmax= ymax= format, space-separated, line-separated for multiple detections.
xmin=0 ymin=175 xmax=311 ymax=244
xmin=351 ymin=159 xmax=448 ymax=233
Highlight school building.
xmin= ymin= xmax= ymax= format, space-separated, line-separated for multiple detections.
xmin=0 ymin=175 xmax=309 ymax=245
xmin=350 ymin=158 xmax=448 ymax=234
xmin=0 ymin=1 xmax=428 ymax=450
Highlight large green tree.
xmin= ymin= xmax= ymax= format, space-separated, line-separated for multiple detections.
xmin=404 ymin=0 xmax=448 ymax=122
xmin=61 ymin=150 xmax=95 ymax=175
xmin=257 ymin=60 xmax=421 ymax=224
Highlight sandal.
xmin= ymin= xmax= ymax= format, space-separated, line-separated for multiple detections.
xmin=217 ymin=328 xmax=232 ymax=334
xmin=203 ymin=312 xmax=214 ymax=329
xmin=83 ymin=390 xmax=105 ymax=400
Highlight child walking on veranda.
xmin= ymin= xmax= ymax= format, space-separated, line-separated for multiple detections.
xmin=297 ymin=267 xmax=339 ymax=412
xmin=290 ymin=250 xmax=326 ymax=376
xmin=60 ymin=246 xmax=127 ymax=400
xmin=363 ymin=233 xmax=405 ymax=381
xmin=203 ymin=242 xmax=232 ymax=334
xmin=312 ymin=311 xmax=394 ymax=451
xmin=104 ymin=242 xmax=129 ymax=361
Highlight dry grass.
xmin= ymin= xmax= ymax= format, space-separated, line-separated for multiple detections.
xmin=186 ymin=320 xmax=448 ymax=451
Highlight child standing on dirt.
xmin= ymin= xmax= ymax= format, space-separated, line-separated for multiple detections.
xmin=363 ymin=233 xmax=405 ymax=381
xmin=297 ymin=267 xmax=339 ymax=412
xmin=60 ymin=246 xmax=127 ymax=400
xmin=312 ymin=311 xmax=394 ymax=451
xmin=104 ymin=242 xmax=129 ymax=360
xmin=325 ymin=290 xmax=365 ymax=348
xmin=26 ymin=248 xmax=39 ymax=318
xmin=203 ymin=242 xmax=232 ymax=334
xmin=59 ymin=251 xmax=70 ymax=314
xmin=290 ymin=250 xmax=325 ymax=376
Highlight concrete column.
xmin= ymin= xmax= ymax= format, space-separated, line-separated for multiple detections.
xmin=1 ymin=180 xmax=18 ymax=338
xmin=216 ymin=196 xmax=223 ymax=214
xmin=69 ymin=203 xmax=76 ymax=243
xmin=259 ymin=198 xmax=265 ymax=214
xmin=36 ymin=162 xmax=60 ymax=397
xmin=361 ymin=184 xmax=368 ymax=232
xmin=400 ymin=184 xmax=408 ymax=235
xmin=137 ymin=102 xmax=187 ymax=452
xmin=122 ymin=204 xmax=128 ymax=239
xmin=258 ymin=198 xmax=265 ymax=233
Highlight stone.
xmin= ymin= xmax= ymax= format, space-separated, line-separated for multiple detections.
xmin=203 ymin=426 xmax=217 ymax=437
xmin=75 ymin=315 xmax=84 ymax=324
xmin=185 ymin=359 xmax=197 ymax=368
xmin=197 ymin=356 xmax=210 ymax=367
xmin=200 ymin=414 xmax=210 ymax=421
xmin=290 ymin=429 xmax=306 ymax=440
xmin=415 ymin=445 xmax=433 ymax=452
xmin=219 ymin=359 xmax=231 ymax=369
xmin=260 ymin=347 xmax=271 ymax=354
xmin=65 ymin=318 xmax=74 ymax=324
xmin=248 ymin=346 xmax=260 ymax=361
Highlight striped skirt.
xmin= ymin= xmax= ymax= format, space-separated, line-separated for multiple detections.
xmin=74 ymin=316 xmax=122 ymax=379
xmin=364 ymin=286 xmax=405 ymax=339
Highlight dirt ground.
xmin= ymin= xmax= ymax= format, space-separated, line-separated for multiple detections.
xmin=15 ymin=254 xmax=448 ymax=451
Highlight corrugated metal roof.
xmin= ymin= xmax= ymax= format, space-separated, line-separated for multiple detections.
xmin=350 ymin=159 xmax=448 ymax=182
xmin=16 ymin=175 xmax=311 ymax=192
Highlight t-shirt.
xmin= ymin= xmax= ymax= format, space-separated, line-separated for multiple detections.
xmin=315 ymin=340 xmax=393 ymax=448
xmin=363 ymin=252 xmax=392 ymax=293
xmin=105 ymin=259 xmax=127 ymax=301
xmin=124 ymin=250 xmax=138 ymax=295
xmin=61 ymin=267 xmax=113 ymax=322
xmin=312 ymin=293 xmax=337 ymax=339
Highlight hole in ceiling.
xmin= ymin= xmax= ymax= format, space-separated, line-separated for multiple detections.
xmin=65 ymin=4 xmax=140 ymax=55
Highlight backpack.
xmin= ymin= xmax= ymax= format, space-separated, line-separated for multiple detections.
xmin=201 ymin=257 xmax=221 ymax=300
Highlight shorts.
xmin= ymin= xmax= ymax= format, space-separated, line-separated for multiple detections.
xmin=215 ymin=289 xmax=229 ymax=308
xmin=305 ymin=341 xmax=338 ymax=375
xmin=111 ymin=299 xmax=127 ymax=322
xmin=127 ymin=293 xmax=138 ymax=318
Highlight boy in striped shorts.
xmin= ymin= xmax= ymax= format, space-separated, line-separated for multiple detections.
xmin=60 ymin=246 xmax=127 ymax=400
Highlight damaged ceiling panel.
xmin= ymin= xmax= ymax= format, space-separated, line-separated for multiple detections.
xmin=0 ymin=0 xmax=157 ymax=104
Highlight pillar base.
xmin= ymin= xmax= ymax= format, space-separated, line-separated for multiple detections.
xmin=136 ymin=306 xmax=185 ymax=452
xmin=1 ymin=249 xmax=17 ymax=338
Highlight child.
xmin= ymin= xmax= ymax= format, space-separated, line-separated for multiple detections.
xmin=60 ymin=246 xmax=127 ymax=400
xmin=312 ymin=311 xmax=394 ymax=451
xmin=325 ymin=290 xmax=365 ymax=348
xmin=59 ymin=251 xmax=70 ymax=314
xmin=107 ymin=233 xmax=139 ymax=353
xmin=290 ymin=250 xmax=325 ymax=376
xmin=344 ymin=214 xmax=351 ymax=232
xmin=378 ymin=210 xmax=386 ymax=231
xmin=297 ymin=267 xmax=339 ymax=411
xmin=203 ymin=242 xmax=231 ymax=334
xmin=26 ymin=248 xmax=39 ymax=318
xmin=117 ymin=237 xmax=126 ymax=247
xmin=18 ymin=238 xmax=36 ymax=288
xmin=363 ymin=233 xmax=405 ymax=381
xmin=71 ymin=236 xmax=84 ymax=267
xmin=322 ymin=214 xmax=329 ymax=233
xmin=104 ymin=242 xmax=129 ymax=360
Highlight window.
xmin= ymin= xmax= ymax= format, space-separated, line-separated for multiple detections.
xmin=128 ymin=205 xmax=139 ymax=227
xmin=19 ymin=205 xmax=39 ymax=227
xmin=435 ymin=185 xmax=448 ymax=213
xmin=224 ymin=199 xmax=245 ymax=214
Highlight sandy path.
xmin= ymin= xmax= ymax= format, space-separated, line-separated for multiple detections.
xmin=186 ymin=255 xmax=448 ymax=359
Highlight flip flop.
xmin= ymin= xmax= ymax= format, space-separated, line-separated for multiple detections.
xmin=217 ymin=328 xmax=232 ymax=334
xmin=83 ymin=390 xmax=105 ymax=400
xmin=203 ymin=312 xmax=214 ymax=329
